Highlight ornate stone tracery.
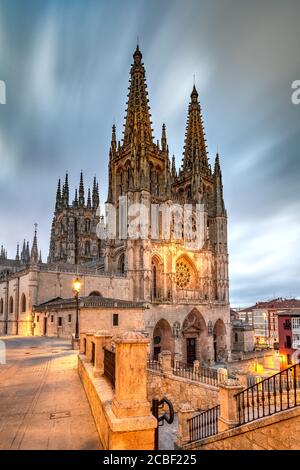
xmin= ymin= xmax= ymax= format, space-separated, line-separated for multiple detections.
xmin=176 ymin=260 xmax=191 ymax=289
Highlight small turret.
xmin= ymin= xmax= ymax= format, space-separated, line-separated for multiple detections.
xmin=161 ymin=123 xmax=167 ymax=153
xmin=87 ymin=188 xmax=91 ymax=209
xmin=213 ymin=153 xmax=226 ymax=217
xmin=16 ymin=244 xmax=20 ymax=261
xmin=92 ymin=177 xmax=99 ymax=209
xmin=55 ymin=179 xmax=61 ymax=210
xmin=30 ymin=223 xmax=39 ymax=264
xmin=79 ymin=172 xmax=85 ymax=207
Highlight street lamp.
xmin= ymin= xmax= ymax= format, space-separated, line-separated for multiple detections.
xmin=72 ymin=277 xmax=81 ymax=340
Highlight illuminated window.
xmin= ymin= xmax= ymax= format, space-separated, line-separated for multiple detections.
xmin=176 ymin=261 xmax=191 ymax=289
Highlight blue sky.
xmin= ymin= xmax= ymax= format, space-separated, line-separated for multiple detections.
xmin=0 ymin=0 xmax=300 ymax=306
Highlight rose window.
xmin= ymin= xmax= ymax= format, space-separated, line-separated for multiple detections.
xmin=176 ymin=261 xmax=191 ymax=288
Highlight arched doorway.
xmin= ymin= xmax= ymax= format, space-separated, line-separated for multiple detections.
xmin=152 ymin=319 xmax=174 ymax=360
xmin=182 ymin=309 xmax=208 ymax=364
xmin=213 ymin=319 xmax=227 ymax=363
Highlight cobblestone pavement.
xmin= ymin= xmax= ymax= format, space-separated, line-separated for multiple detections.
xmin=0 ymin=336 xmax=101 ymax=450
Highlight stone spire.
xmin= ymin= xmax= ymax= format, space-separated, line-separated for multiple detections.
xmin=55 ymin=178 xmax=61 ymax=210
xmin=214 ymin=153 xmax=226 ymax=216
xmin=182 ymin=85 xmax=209 ymax=173
xmin=79 ymin=172 xmax=85 ymax=207
xmin=87 ymin=188 xmax=91 ymax=209
xmin=161 ymin=123 xmax=167 ymax=153
xmin=39 ymin=250 xmax=42 ymax=264
xmin=62 ymin=173 xmax=69 ymax=207
xmin=16 ymin=243 xmax=20 ymax=261
xmin=92 ymin=176 xmax=99 ymax=209
xmin=26 ymin=241 xmax=30 ymax=263
xmin=171 ymin=155 xmax=177 ymax=179
xmin=111 ymin=124 xmax=117 ymax=156
xmin=30 ymin=224 xmax=39 ymax=264
xmin=21 ymin=240 xmax=26 ymax=264
xmin=73 ymin=188 xmax=78 ymax=207
xmin=123 ymin=45 xmax=153 ymax=147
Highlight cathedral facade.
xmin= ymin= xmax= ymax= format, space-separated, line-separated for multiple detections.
xmin=0 ymin=46 xmax=230 ymax=364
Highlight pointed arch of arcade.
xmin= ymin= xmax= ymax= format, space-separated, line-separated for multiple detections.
xmin=151 ymin=255 xmax=164 ymax=300
xmin=213 ymin=318 xmax=227 ymax=363
xmin=152 ymin=318 xmax=174 ymax=360
xmin=182 ymin=308 xmax=208 ymax=364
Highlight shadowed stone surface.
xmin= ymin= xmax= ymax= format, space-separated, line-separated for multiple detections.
xmin=0 ymin=336 xmax=101 ymax=450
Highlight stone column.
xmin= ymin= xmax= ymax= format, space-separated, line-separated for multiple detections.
xmin=207 ymin=335 xmax=214 ymax=365
xmin=176 ymin=403 xmax=194 ymax=448
xmin=85 ymin=333 xmax=94 ymax=362
xmin=93 ymin=330 xmax=112 ymax=377
xmin=160 ymin=350 xmax=173 ymax=374
xmin=112 ymin=331 xmax=151 ymax=418
xmin=79 ymin=332 xmax=87 ymax=354
xmin=193 ymin=360 xmax=200 ymax=374
xmin=218 ymin=380 xmax=244 ymax=432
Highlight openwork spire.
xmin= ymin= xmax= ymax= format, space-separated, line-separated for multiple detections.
xmin=123 ymin=46 xmax=153 ymax=146
xmin=79 ymin=171 xmax=85 ymax=207
xmin=182 ymin=85 xmax=209 ymax=173
xmin=30 ymin=223 xmax=39 ymax=264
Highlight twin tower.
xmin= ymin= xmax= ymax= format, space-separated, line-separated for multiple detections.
xmin=48 ymin=45 xmax=228 ymax=304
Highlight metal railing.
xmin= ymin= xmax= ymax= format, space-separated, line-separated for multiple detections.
xmin=188 ymin=405 xmax=220 ymax=442
xmin=103 ymin=347 xmax=116 ymax=388
xmin=236 ymin=363 xmax=300 ymax=426
xmin=172 ymin=361 xmax=235 ymax=387
xmin=147 ymin=359 xmax=161 ymax=372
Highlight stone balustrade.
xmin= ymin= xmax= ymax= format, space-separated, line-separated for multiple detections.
xmin=78 ymin=330 xmax=157 ymax=450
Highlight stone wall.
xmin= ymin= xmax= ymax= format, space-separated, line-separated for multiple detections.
xmin=185 ymin=406 xmax=300 ymax=450
xmin=33 ymin=306 xmax=145 ymax=339
xmin=147 ymin=370 xmax=219 ymax=412
xmin=78 ymin=331 xmax=157 ymax=450
xmin=0 ymin=267 xmax=131 ymax=336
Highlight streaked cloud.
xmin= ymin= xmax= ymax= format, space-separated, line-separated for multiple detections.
xmin=0 ymin=0 xmax=299 ymax=306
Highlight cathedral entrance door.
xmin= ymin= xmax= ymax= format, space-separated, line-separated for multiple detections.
xmin=43 ymin=317 xmax=47 ymax=336
xmin=187 ymin=338 xmax=196 ymax=364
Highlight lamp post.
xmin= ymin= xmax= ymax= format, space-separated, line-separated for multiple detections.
xmin=72 ymin=277 xmax=81 ymax=340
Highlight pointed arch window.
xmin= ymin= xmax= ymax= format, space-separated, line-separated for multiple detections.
xmin=9 ymin=296 xmax=14 ymax=314
xmin=119 ymin=254 xmax=125 ymax=274
xmin=21 ymin=294 xmax=26 ymax=313
xmin=85 ymin=241 xmax=91 ymax=256
xmin=85 ymin=219 xmax=91 ymax=232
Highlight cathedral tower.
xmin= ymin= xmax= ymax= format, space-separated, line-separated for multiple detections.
xmin=48 ymin=173 xmax=101 ymax=265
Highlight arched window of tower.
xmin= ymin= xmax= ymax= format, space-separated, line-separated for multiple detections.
xmin=84 ymin=240 xmax=91 ymax=256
